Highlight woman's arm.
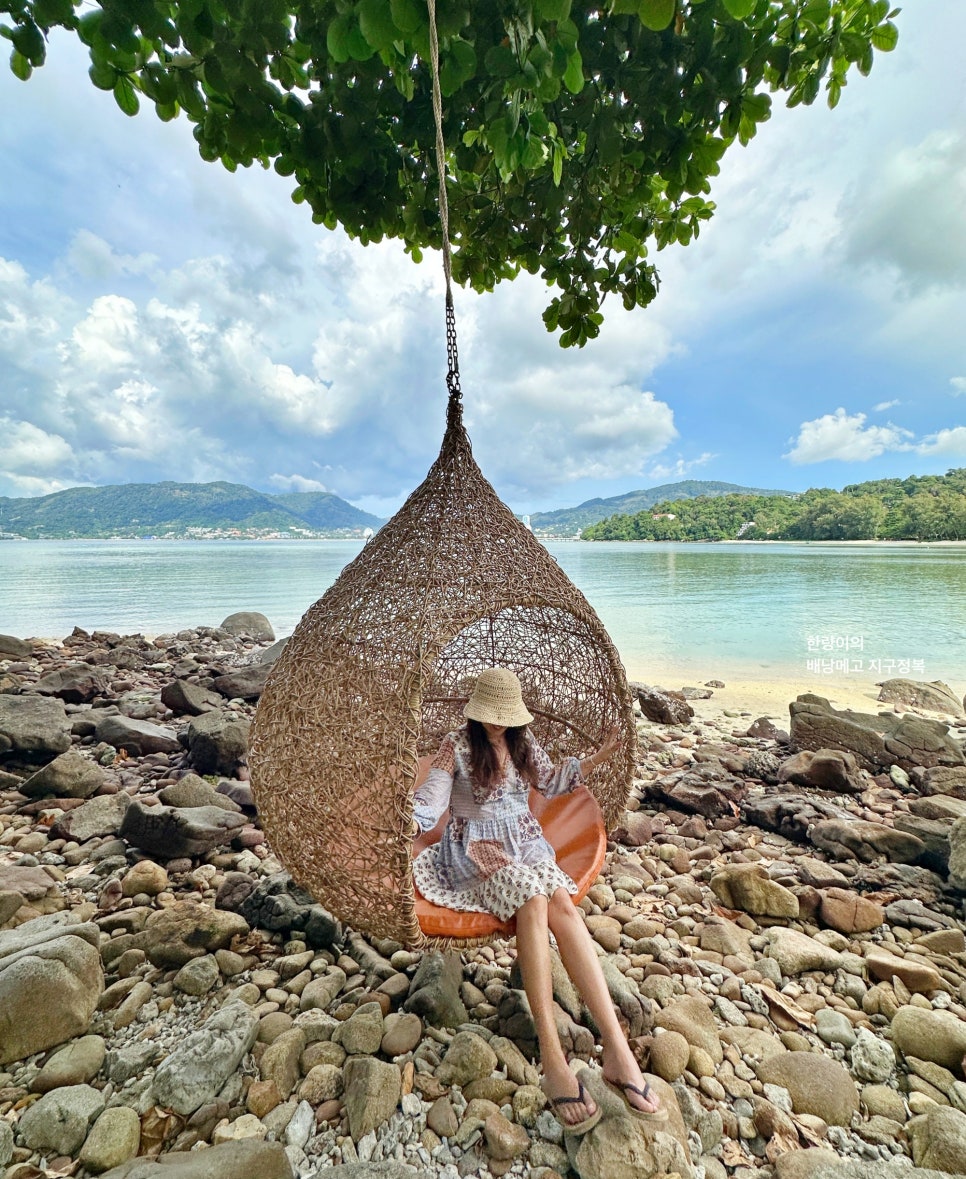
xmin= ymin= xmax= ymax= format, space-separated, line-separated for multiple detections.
xmin=577 ymin=725 xmax=622 ymax=780
xmin=412 ymin=733 xmax=456 ymax=834
xmin=531 ymin=725 xmax=622 ymax=797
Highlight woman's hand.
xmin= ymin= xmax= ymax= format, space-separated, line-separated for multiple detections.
xmin=579 ymin=725 xmax=622 ymax=777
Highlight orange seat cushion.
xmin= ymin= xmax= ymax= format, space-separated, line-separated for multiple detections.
xmin=412 ymin=757 xmax=608 ymax=941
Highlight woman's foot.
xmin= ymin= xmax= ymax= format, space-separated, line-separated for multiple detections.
xmin=601 ymin=1041 xmax=662 ymax=1116
xmin=541 ymin=1058 xmax=599 ymax=1128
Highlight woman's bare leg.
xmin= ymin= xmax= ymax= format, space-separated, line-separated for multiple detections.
xmin=515 ymin=893 xmax=598 ymax=1125
xmin=547 ymin=888 xmax=661 ymax=1114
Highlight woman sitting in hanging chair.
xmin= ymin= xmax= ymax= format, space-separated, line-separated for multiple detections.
xmin=412 ymin=668 xmax=666 ymax=1134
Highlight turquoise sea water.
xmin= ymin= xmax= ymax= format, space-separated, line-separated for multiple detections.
xmin=1 ymin=539 xmax=964 ymax=688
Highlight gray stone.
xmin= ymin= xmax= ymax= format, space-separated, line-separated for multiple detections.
xmin=160 ymin=679 xmax=221 ymax=716
xmin=220 ymin=611 xmax=275 ymax=641
xmin=756 ymin=1052 xmax=859 ymax=1126
xmin=0 ymin=633 xmax=32 ymax=659
xmin=79 ymin=1106 xmax=142 ymax=1174
xmin=259 ymin=637 xmax=290 ymax=664
xmin=908 ymin=1105 xmax=966 ymax=1172
xmin=186 ymin=709 xmax=250 ymax=775
xmin=96 ymin=1140 xmax=294 ymax=1179
xmin=850 ymin=1027 xmax=895 ymax=1083
xmin=343 ymin=1056 xmax=402 ymax=1142
xmin=764 ymin=927 xmax=844 ymax=975
xmin=19 ymin=749 xmax=106 ymax=798
xmin=403 ymin=951 xmax=468 ymax=1028
xmin=0 ymin=693 xmax=71 ymax=756
xmin=173 ymin=954 xmax=221 ymax=996
xmin=50 ymin=791 xmax=131 ymax=841
xmin=0 ymin=1119 xmax=12 ymax=1170
xmin=891 ymin=1005 xmax=966 ymax=1074
xmin=160 ymin=773 xmax=242 ymax=812
xmin=34 ymin=662 xmax=111 ymax=703
xmin=436 ymin=1030 xmax=499 ymax=1087
xmin=815 ymin=1008 xmax=856 ymax=1049
xmin=95 ymin=713 xmax=180 ymax=756
xmin=31 ymin=1034 xmax=106 ymax=1092
xmin=878 ymin=678 xmax=965 ymax=717
xmin=333 ymin=1001 xmax=385 ymax=1055
xmin=17 ymin=1083 xmax=105 ymax=1154
xmin=810 ymin=817 xmax=925 ymax=864
xmin=120 ymin=799 xmax=246 ymax=859
xmin=949 ymin=816 xmax=966 ymax=892
xmin=131 ymin=900 xmax=250 ymax=968
xmin=0 ymin=912 xmax=104 ymax=1065
xmin=213 ymin=664 xmax=270 ymax=700
xmin=152 ymin=1000 xmax=259 ymax=1115
xmin=636 ymin=683 xmax=694 ymax=724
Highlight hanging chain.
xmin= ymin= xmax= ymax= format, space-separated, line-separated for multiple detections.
xmin=426 ymin=0 xmax=463 ymax=418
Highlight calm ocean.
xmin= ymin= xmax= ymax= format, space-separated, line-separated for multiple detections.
xmin=1 ymin=540 xmax=965 ymax=688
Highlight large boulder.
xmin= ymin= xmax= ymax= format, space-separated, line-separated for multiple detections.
xmin=907 ymin=1105 xmax=966 ymax=1172
xmin=709 ymin=863 xmax=799 ymax=918
xmin=96 ymin=1141 xmax=294 ymax=1179
xmin=635 ymin=683 xmax=694 ymax=724
xmin=0 ymin=693 xmax=71 ymax=757
xmin=949 ymin=817 xmax=966 ymax=892
xmin=809 ymin=818 xmax=925 ymax=864
xmin=95 ymin=714 xmax=180 ymax=756
xmin=212 ymin=664 xmax=270 ymax=701
xmin=756 ymin=1051 xmax=859 ymax=1126
xmin=0 ymin=634 xmax=33 ymax=659
xmin=877 ymin=678 xmax=965 ymax=717
xmin=122 ymin=900 xmax=250 ymax=969
xmin=17 ymin=1083 xmax=105 ymax=1154
xmin=220 ymin=611 xmax=275 ymax=642
xmin=33 ymin=663 xmax=111 ymax=703
xmin=160 ymin=679 xmax=222 ymax=716
xmin=120 ymin=800 xmax=246 ymax=859
xmin=0 ymin=912 xmax=104 ymax=1065
xmin=789 ymin=693 xmax=964 ymax=772
xmin=19 ymin=749 xmax=106 ymax=799
xmin=891 ymin=1006 xmax=966 ymax=1075
xmin=51 ymin=792 xmax=132 ymax=842
xmin=186 ymin=710 xmax=250 ymax=775
xmin=777 ymin=748 xmax=866 ymax=794
xmin=152 ymin=1000 xmax=259 ymax=1115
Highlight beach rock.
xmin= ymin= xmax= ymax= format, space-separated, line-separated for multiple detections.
xmin=17 ymin=1083 xmax=105 ymax=1154
xmin=947 ymin=817 xmax=966 ymax=891
xmin=50 ymin=791 xmax=131 ymax=841
xmin=185 ymin=710 xmax=250 ymax=775
xmin=437 ymin=1030 xmax=499 ymax=1086
xmin=850 ymin=1027 xmax=895 ymax=1083
xmin=334 ymin=1001 xmax=384 ymax=1055
xmin=920 ymin=765 xmax=966 ymax=799
xmin=0 ymin=693 xmax=71 ymax=756
xmin=877 ymin=678 xmax=965 ymax=717
xmin=0 ymin=633 xmax=32 ymax=658
xmin=220 ymin=611 xmax=275 ymax=641
xmin=612 ymin=811 xmax=653 ymax=846
xmin=259 ymin=637 xmax=289 ymax=664
xmin=865 ymin=947 xmax=942 ymax=993
xmin=95 ymin=714 xmax=180 ymax=756
xmin=79 ymin=1106 xmax=142 ymax=1174
xmin=819 ymin=888 xmax=884 ymax=934
xmin=120 ymin=799 xmax=246 ymax=859
xmin=809 ymin=818 xmax=925 ymax=864
xmin=0 ymin=1121 xmax=11 ymax=1169
xmin=710 ymin=863 xmax=799 ymax=918
xmin=31 ymin=1034 xmax=106 ymax=1092
xmin=121 ymin=860 xmax=168 ymax=897
xmin=173 ymin=953 xmax=221 ymax=996
xmin=213 ymin=664 xmax=270 ymax=700
xmin=790 ymin=693 xmax=964 ymax=771
xmin=160 ymin=679 xmax=221 ymax=715
xmin=404 ymin=951 xmax=468 ymax=1028
xmin=636 ymin=683 xmax=694 ymax=724
xmin=757 ymin=1051 xmax=859 ymax=1125
xmin=654 ymin=995 xmax=723 ymax=1064
xmin=908 ymin=1105 xmax=966 ymax=1172
xmin=650 ymin=1030 xmax=691 ymax=1082
xmin=133 ymin=900 xmax=250 ymax=967
xmin=159 ymin=773 xmax=242 ymax=812
xmin=19 ymin=749 xmax=106 ymax=798
xmin=260 ymin=1028 xmax=306 ymax=1099
xmin=95 ymin=1140 xmax=294 ymax=1179
xmin=764 ymin=927 xmax=844 ymax=975
xmin=0 ymin=913 xmax=104 ymax=1064
xmin=891 ymin=1006 xmax=966 ymax=1074
xmin=778 ymin=748 xmax=867 ymax=793
xmin=34 ymin=662 xmax=111 ymax=703
xmin=152 ymin=1000 xmax=260 ymax=1115
xmin=893 ymin=812 xmax=950 ymax=873
xmin=741 ymin=792 xmax=847 ymax=842
xmin=343 ymin=1056 xmax=402 ymax=1141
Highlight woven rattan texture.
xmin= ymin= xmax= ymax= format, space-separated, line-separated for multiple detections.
xmin=250 ymin=409 xmax=635 ymax=948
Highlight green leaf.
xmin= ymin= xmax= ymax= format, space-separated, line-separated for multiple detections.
xmin=535 ymin=0 xmax=572 ymax=19
xmin=389 ymin=0 xmax=422 ymax=35
xmin=10 ymin=48 xmax=32 ymax=80
xmin=11 ymin=20 xmax=44 ymax=65
xmin=721 ymin=0 xmax=756 ymax=19
xmin=870 ymin=21 xmax=898 ymax=52
xmin=638 ymin=0 xmax=675 ymax=31
xmin=88 ymin=59 xmax=117 ymax=90
xmin=113 ymin=74 xmax=139 ymax=116
xmin=326 ymin=13 xmax=351 ymax=63
xmin=563 ymin=47 xmax=583 ymax=93
xmin=358 ymin=0 xmax=398 ymax=52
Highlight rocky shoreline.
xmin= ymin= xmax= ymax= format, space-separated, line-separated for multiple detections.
xmin=2 ymin=619 xmax=966 ymax=1179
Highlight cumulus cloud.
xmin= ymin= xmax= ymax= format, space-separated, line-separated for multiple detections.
xmin=784 ymin=408 xmax=914 ymax=464
xmin=916 ymin=426 xmax=966 ymax=456
xmin=647 ymin=453 xmax=716 ymax=482
xmin=873 ymin=399 xmax=901 ymax=411
xmin=951 ymin=377 xmax=966 ymax=395
xmin=269 ymin=474 xmax=330 ymax=493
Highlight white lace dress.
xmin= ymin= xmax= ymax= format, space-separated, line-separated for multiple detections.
xmin=411 ymin=727 xmax=583 ymax=921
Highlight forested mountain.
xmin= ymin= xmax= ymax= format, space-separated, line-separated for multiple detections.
xmin=528 ymin=480 xmax=791 ymax=536
xmin=583 ymin=469 xmax=966 ymax=542
xmin=0 ymin=481 xmax=383 ymax=539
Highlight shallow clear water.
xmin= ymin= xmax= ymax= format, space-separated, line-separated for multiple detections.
xmin=1 ymin=539 xmax=964 ymax=686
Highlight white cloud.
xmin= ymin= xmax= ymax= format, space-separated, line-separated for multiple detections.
xmin=269 ymin=474 xmax=329 ymax=493
xmin=784 ymin=408 xmax=914 ymax=464
xmin=916 ymin=426 xmax=966 ymax=456
xmin=0 ymin=417 xmax=75 ymax=477
xmin=873 ymin=399 xmax=900 ymax=411
xmin=646 ymin=453 xmax=716 ymax=482
xmin=951 ymin=377 xmax=966 ymax=396
xmin=65 ymin=230 xmax=157 ymax=281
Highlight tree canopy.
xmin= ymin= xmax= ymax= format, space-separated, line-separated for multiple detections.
xmin=2 ymin=0 xmax=898 ymax=344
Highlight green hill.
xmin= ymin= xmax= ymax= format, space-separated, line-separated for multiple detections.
xmin=528 ymin=480 xmax=792 ymax=537
xmin=582 ymin=468 xmax=966 ymax=542
xmin=0 ymin=481 xmax=384 ymax=539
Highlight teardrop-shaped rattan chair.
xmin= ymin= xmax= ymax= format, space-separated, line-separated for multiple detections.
xmin=248 ymin=0 xmax=633 ymax=949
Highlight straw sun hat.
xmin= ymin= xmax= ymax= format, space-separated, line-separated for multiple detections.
xmin=463 ymin=668 xmax=534 ymax=728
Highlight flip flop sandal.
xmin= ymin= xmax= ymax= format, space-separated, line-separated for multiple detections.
xmin=603 ymin=1077 xmax=669 ymax=1124
xmin=544 ymin=1077 xmax=603 ymax=1135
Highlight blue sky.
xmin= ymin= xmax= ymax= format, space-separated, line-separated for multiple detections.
xmin=1 ymin=1 xmax=964 ymax=517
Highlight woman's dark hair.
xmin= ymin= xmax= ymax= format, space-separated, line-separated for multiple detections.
xmin=466 ymin=719 xmax=538 ymax=793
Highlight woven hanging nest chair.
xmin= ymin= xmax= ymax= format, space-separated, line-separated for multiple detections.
xmin=249 ymin=396 xmax=635 ymax=950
